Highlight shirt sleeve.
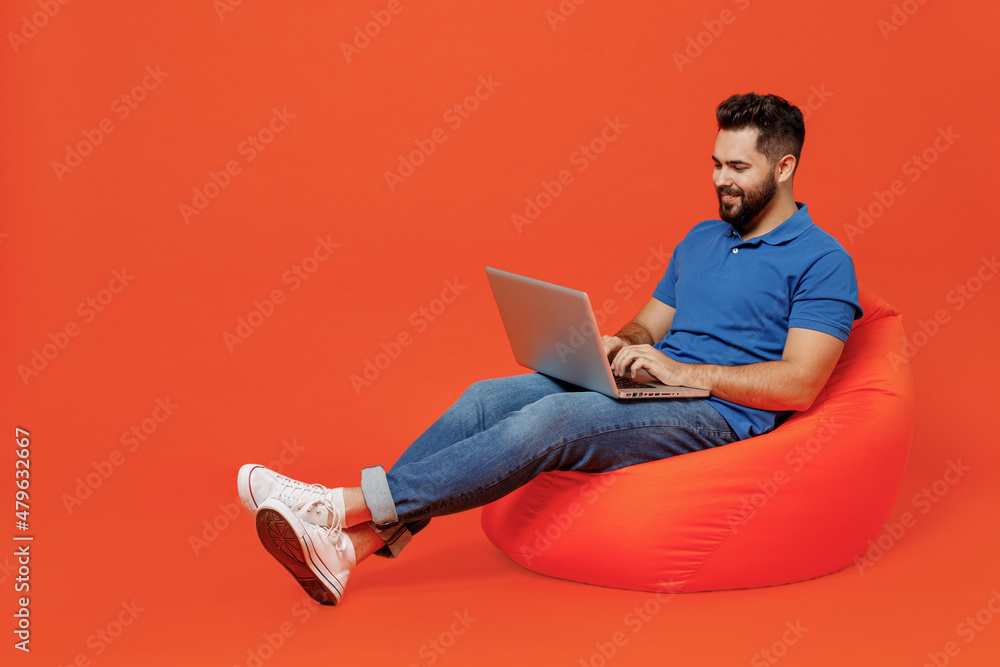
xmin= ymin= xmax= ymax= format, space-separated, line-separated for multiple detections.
xmin=788 ymin=250 xmax=863 ymax=342
xmin=651 ymin=246 xmax=680 ymax=308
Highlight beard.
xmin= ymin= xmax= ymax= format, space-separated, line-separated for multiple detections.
xmin=717 ymin=169 xmax=778 ymax=231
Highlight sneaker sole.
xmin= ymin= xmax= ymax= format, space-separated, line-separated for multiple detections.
xmin=255 ymin=503 xmax=344 ymax=606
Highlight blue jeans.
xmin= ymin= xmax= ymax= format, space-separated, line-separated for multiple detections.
xmin=361 ymin=373 xmax=738 ymax=558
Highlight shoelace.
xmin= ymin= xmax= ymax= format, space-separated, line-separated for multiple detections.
xmin=299 ymin=497 xmax=346 ymax=532
xmin=275 ymin=477 xmax=329 ymax=509
xmin=302 ymin=499 xmax=352 ymax=559
xmin=271 ymin=474 xmax=350 ymax=557
xmin=317 ymin=521 xmax=350 ymax=555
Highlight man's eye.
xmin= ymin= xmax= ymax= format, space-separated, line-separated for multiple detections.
xmin=734 ymin=167 xmax=746 ymax=173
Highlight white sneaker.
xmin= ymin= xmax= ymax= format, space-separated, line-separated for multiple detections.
xmin=255 ymin=498 xmax=356 ymax=606
xmin=237 ymin=464 xmax=345 ymax=526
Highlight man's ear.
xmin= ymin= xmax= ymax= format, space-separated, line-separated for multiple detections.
xmin=775 ymin=154 xmax=797 ymax=184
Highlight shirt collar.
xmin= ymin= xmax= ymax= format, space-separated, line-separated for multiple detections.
xmin=726 ymin=202 xmax=813 ymax=246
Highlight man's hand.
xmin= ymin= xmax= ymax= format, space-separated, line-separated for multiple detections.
xmin=611 ymin=344 xmax=702 ymax=388
xmin=603 ymin=311 xmax=665 ymax=364
xmin=608 ymin=328 xmax=846 ymax=412
xmin=602 ymin=335 xmax=627 ymax=362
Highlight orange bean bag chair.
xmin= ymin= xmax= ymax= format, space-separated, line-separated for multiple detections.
xmin=481 ymin=286 xmax=916 ymax=592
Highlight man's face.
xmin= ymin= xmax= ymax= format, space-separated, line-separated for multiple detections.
xmin=712 ymin=128 xmax=778 ymax=231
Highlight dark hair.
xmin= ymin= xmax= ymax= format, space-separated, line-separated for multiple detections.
xmin=716 ymin=93 xmax=805 ymax=170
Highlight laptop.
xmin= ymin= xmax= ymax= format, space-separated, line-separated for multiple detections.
xmin=485 ymin=267 xmax=710 ymax=399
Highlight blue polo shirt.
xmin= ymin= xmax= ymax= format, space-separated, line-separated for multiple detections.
xmin=652 ymin=203 xmax=862 ymax=440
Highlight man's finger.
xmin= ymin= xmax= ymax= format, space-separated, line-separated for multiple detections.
xmin=612 ymin=348 xmax=629 ymax=376
xmin=617 ymin=349 xmax=642 ymax=377
xmin=625 ymin=351 xmax=655 ymax=378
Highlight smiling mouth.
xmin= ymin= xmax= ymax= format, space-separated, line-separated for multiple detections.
xmin=720 ymin=193 xmax=741 ymax=204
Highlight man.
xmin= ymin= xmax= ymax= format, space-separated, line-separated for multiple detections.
xmin=238 ymin=93 xmax=861 ymax=606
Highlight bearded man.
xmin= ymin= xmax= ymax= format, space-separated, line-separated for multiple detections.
xmin=238 ymin=92 xmax=862 ymax=606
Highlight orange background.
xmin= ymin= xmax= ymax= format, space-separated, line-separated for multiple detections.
xmin=3 ymin=0 xmax=999 ymax=665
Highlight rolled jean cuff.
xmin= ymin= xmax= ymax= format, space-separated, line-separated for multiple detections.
xmin=370 ymin=522 xmax=413 ymax=559
xmin=360 ymin=465 xmax=398 ymax=527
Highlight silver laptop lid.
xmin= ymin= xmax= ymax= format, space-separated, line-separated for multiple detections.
xmin=485 ymin=267 xmax=710 ymax=399
xmin=485 ymin=267 xmax=621 ymax=397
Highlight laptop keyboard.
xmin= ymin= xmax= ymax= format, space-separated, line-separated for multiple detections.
xmin=614 ymin=375 xmax=655 ymax=390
